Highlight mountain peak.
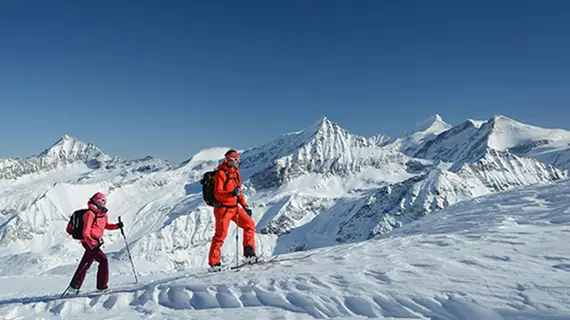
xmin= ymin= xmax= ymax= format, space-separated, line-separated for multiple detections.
xmin=52 ymin=134 xmax=78 ymax=147
xmin=39 ymin=135 xmax=95 ymax=157
xmin=301 ymin=116 xmax=350 ymax=139
xmin=406 ymin=114 xmax=451 ymax=136
xmin=238 ymin=116 xmax=371 ymax=174
xmin=489 ymin=115 xmax=520 ymax=125
xmin=311 ymin=116 xmax=335 ymax=130
xmin=35 ymin=135 xmax=108 ymax=165
xmin=61 ymin=134 xmax=75 ymax=141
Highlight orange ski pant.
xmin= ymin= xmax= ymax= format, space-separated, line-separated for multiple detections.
xmin=208 ymin=206 xmax=256 ymax=266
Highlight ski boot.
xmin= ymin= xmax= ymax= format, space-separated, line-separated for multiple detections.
xmin=63 ymin=285 xmax=81 ymax=296
xmin=208 ymin=262 xmax=223 ymax=272
xmin=243 ymin=245 xmax=258 ymax=264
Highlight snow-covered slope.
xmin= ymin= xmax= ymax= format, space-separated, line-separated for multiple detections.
xmin=1 ymin=178 xmax=569 ymax=319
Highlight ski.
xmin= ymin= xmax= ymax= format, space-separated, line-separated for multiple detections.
xmin=206 ymin=252 xmax=315 ymax=273
xmin=206 ymin=257 xmax=270 ymax=273
xmin=61 ymin=283 xmax=141 ymax=298
xmin=230 ymin=255 xmax=278 ymax=270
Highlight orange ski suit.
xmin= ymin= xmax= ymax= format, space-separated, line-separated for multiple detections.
xmin=208 ymin=162 xmax=256 ymax=266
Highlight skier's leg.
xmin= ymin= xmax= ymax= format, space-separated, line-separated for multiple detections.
xmin=208 ymin=207 xmax=232 ymax=266
xmin=233 ymin=206 xmax=256 ymax=256
xmin=70 ymin=242 xmax=96 ymax=288
xmin=93 ymin=249 xmax=109 ymax=290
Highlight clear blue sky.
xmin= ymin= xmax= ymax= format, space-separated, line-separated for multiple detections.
xmin=1 ymin=0 xmax=569 ymax=165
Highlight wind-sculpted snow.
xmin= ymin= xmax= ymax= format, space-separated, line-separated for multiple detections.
xmin=1 ymin=179 xmax=570 ymax=319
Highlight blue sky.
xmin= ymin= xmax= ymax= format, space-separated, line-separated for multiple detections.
xmin=1 ymin=0 xmax=569 ymax=165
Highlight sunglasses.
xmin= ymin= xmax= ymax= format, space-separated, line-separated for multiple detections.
xmin=97 ymin=198 xmax=107 ymax=203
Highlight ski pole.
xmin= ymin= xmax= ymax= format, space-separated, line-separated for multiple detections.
xmin=236 ymin=196 xmax=239 ymax=269
xmin=118 ymin=216 xmax=139 ymax=284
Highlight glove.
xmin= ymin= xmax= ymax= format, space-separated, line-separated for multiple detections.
xmin=117 ymin=221 xmax=124 ymax=229
xmin=231 ymin=188 xmax=240 ymax=197
xmin=244 ymin=206 xmax=252 ymax=217
xmin=91 ymin=238 xmax=104 ymax=251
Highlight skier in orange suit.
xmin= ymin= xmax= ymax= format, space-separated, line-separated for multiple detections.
xmin=208 ymin=149 xmax=256 ymax=270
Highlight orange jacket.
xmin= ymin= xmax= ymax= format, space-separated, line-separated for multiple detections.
xmin=214 ymin=163 xmax=248 ymax=208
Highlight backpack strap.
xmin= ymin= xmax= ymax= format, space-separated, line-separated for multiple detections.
xmin=221 ymin=169 xmax=240 ymax=189
xmin=87 ymin=208 xmax=102 ymax=224
xmin=222 ymin=169 xmax=230 ymax=189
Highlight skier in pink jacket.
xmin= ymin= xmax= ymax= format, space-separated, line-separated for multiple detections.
xmin=66 ymin=192 xmax=123 ymax=293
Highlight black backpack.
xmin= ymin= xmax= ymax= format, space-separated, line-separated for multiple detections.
xmin=67 ymin=209 xmax=92 ymax=239
xmin=200 ymin=169 xmax=239 ymax=207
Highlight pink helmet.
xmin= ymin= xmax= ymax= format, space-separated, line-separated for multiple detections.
xmin=91 ymin=192 xmax=106 ymax=204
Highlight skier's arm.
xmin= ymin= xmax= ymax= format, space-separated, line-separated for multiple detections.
xmin=105 ymin=222 xmax=119 ymax=230
xmin=238 ymin=188 xmax=248 ymax=208
xmin=214 ymin=170 xmax=233 ymax=202
xmin=82 ymin=211 xmax=98 ymax=249
xmin=237 ymin=170 xmax=248 ymax=207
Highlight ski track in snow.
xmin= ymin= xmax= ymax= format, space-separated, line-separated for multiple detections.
xmin=2 ymin=180 xmax=570 ymax=319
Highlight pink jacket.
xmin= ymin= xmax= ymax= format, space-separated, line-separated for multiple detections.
xmin=80 ymin=202 xmax=119 ymax=249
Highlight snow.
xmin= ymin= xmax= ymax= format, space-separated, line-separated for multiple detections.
xmin=487 ymin=115 xmax=570 ymax=151
xmin=396 ymin=114 xmax=453 ymax=156
xmin=1 ymin=178 xmax=570 ymax=319
xmin=2 ymin=114 xmax=570 ymax=319
xmin=415 ymin=115 xmax=570 ymax=170
xmin=179 ymin=147 xmax=229 ymax=166
xmin=468 ymin=119 xmax=487 ymax=128
xmin=0 ymin=116 xmax=567 ymax=276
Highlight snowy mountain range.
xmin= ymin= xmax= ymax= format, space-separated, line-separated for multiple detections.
xmin=415 ymin=115 xmax=570 ymax=170
xmin=0 ymin=114 xmax=569 ymax=279
xmin=0 ymin=134 xmax=171 ymax=180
